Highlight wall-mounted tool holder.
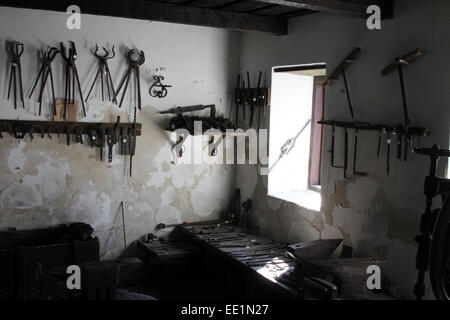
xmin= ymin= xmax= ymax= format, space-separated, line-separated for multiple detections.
xmin=159 ymin=104 xmax=240 ymax=164
xmin=325 ymin=47 xmax=362 ymax=119
xmin=233 ymin=71 xmax=269 ymax=129
xmin=0 ymin=119 xmax=142 ymax=172
xmin=319 ymin=119 xmax=429 ymax=178
xmin=381 ymin=49 xmax=423 ymax=161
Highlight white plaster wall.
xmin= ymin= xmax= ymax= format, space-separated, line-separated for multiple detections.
xmin=238 ymin=0 xmax=450 ymax=299
xmin=0 ymin=7 xmax=240 ymax=258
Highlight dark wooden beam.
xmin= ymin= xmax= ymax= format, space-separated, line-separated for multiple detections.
xmin=251 ymin=0 xmax=393 ymax=18
xmin=0 ymin=0 xmax=288 ymax=35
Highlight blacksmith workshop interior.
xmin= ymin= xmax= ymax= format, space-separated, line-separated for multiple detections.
xmin=0 ymin=0 xmax=449 ymax=302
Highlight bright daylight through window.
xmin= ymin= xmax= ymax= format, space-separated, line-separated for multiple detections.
xmin=268 ymin=64 xmax=326 ymax=211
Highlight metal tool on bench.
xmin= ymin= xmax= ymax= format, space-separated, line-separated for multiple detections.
xmin=61 ymin=41 xmax=86 ymax=118
xmin=86 ymin=44 xmax=117 ymax=103
xmin=381 ymin=49 xmax=423 ymax=161
xmin=412 ymin=145 xmax=450 ymax=300
xmin=325 ymin=47 xmax=362 ymax=118
xmin=29 ymin=46 xmax=60 ymax=116
xmin=155 ymin=219 xmax=227 ymax=231
xmin=115 ymin=48 xmax=145 ymax=110
xmin=7 ymin=41 xmax=25 ymax=110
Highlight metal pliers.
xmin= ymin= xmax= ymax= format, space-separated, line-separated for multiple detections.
xmin=86 ymin=44 xmax=117 ymax=103
xmin=29 ymin=46 xmax=60 ymax=116
xmin=7 ymin=41 xmax=25 ymax=109
xmin=115 ymin=48 xmax=145 ymax=110
xmin=61 ymin=41 xmax=86 ymax=118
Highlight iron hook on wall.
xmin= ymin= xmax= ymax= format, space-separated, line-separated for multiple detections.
xmin=149 ymin=75 xmax=172 ymax=98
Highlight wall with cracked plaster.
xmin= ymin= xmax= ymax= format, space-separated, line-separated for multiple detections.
xmin=238 ymin=0 xmax=450 ymax=299
xmin=0 ymin=7 xmax=239 ymax=258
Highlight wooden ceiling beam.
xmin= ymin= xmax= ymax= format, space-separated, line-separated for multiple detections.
xmin=251 ymin=0 xmax=393 ymax=18
xmin=0 ymin=0 xmax=288 ymax=35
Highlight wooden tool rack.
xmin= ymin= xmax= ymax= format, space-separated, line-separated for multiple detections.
xmin=0 ymin=120 xmax=142 ymax=138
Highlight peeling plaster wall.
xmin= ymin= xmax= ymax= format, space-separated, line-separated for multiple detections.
xmin=0 ymin=8 xmax=239 ymax=258
xmin=238 ymin=0 xmax=450 ymax=299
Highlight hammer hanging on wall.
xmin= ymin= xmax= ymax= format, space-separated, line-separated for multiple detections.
xmin=381 ymin=49 xmax=423 ymax=161
xmin=325 ymin=47 xmax=362 ymax=118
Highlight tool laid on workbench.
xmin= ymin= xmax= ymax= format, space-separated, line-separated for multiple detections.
xmin=149 ymin=75 xmax=171 ymax=98
xmin=61 ymin=41 xmax=86 ymax=119
xmin=85 ymin=44 xmax=117 ymax=103
xmin=29 ymin=46 xmax=60 ymax=116
xmin=114 ymin=48 xmax=145 ymax=110
xmin=381 ymin=49 xmax=423 ymax=161
xmin=7 ymin=41 xmax=26 ymax=110
xmin=325 ymin=47 xmax=362 ymax=119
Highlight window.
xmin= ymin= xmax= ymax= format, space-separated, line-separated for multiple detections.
xmin=267 ymin=64 xmax=326 ymax=211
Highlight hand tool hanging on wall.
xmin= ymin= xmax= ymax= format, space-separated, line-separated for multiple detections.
xmin=374 ymin=125 xmax=391 ymax=176
xmin=115 ymin=48 xmax=145 ymax=110
xmin=61 ymin=41 xmax=86 ymax=118
xmin=247 ymin=71 xmax=255 ymax=127
xmin=234 ymin=73 xmax=242 ymax=124
xmin=129 ymin=107 xmax=137 ymax=177
xmin=256 ymin=71 xmax=263 ymax=130
xmin=242 ymin=79 xmax=246 ymax=121
xmin=325 ymin=47 xmax=362 ymax=118
xmin=381 ymin=49 xmax=423 ymax=161
xmin=352 ymin=126 xmax=368 ymax=177
xmin=85 ymin=44 xmax=117 ymax=103
xmin=149 ymin=75 xmax=171 ymax=98
xmin=329 ymin=124 xmax=344 ymax=170
xmin=7 ymin=41 xmax=25 ymax=110
xmin=29 ymin=47 xmax=60 ymax=116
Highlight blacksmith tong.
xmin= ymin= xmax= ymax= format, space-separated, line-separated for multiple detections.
xmin=29 ymin=47 xmax=60 ymax=116
xmin=61 ymin=41 xmax=86 ymax=118
xmin=7 ymin=41 xmax=25 ymax=110
xmin=86 ymin=44 xmax=117 ymax=103
xmin=115 ymin=48 xmax=145 ymax=110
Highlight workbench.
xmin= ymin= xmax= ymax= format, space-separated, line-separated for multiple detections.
xmin=172 ymin=221 xmax=302 ymax=299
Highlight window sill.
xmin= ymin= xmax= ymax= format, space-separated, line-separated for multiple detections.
xmin=269 ymin=189 xmax=321 ymax=212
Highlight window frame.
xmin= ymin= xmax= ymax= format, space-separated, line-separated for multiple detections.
xmin=308 ymin=77 xmax=325 ymax=191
